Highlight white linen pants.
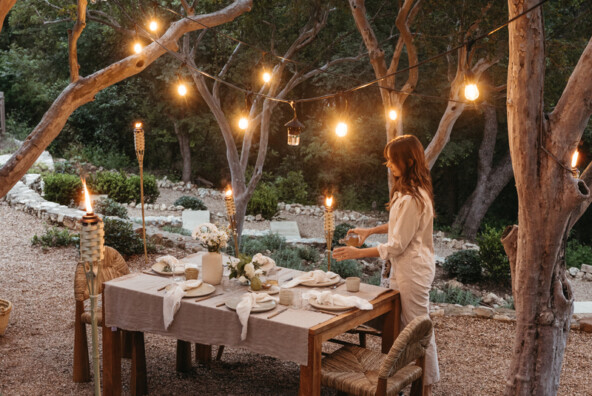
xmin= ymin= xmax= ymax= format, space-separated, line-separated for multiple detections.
xmin=390 ymin=277 xmax=440 ymax=385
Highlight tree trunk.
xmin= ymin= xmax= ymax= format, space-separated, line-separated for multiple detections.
xmin=452 ymin=103 xmax=514 ymax=239
xmin=173 ymin=122 xmax=192 ymax=183
xmin=504 ymin=1 xmax=592 ymax=394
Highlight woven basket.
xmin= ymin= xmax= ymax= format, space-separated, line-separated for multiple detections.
xmin=0 ymin=299 xmax=12 ymax=336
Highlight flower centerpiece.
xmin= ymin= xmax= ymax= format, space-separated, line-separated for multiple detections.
xmin=192 ymin=223 xmax=229 ymax=285
xmin=228 ymin=253 xmax=275 ymax=290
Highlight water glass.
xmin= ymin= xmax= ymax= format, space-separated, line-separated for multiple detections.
xmin=172 ymin=262 xmax=185 ymax=283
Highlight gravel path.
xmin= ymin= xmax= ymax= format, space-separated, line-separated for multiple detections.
xmin=1 ymin=202 xmax=591 ymax=395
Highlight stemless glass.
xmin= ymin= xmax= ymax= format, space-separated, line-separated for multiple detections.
xmin=339 ymin=233 xmax=362 ymax=247
xmin=172 ymin=262 xmax=185 ymax=283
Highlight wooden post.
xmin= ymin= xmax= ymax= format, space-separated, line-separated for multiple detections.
xmin=0 ymin=92 xmax=5 ymax=136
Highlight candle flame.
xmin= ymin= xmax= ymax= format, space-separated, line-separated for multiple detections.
xmin=325 ymin=196 xmax=333 ymax=208
xmin=571 ymin=150 xmax=579 ymax=168
xmin=82 ymin=179 xmax=93 ymax=214
xmin=225 ymin=187 xmax=232 ymax=197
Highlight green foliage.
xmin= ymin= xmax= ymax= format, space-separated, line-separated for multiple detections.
xmin=103 ymin=218 xmax=155 ymax=256
xmin=240 ymin=233 xmax=286 ymax=256
xmin=297 ymin=245 xmax=320 ymax=263
xmin=274 ymin=171 xmax=309 ymax=204
xmin=366 ymin=272 xmax=382 ymax=286
xmin=125 ymin=174 xmax=159 ymax=204
xmin=162 ymin=226 xmax=192 ymax=236
xmin=173 ymin=196 xmax=207 ymax=210
xmin=271 ymin=248 xmax=306 ymax=271
xmin=477 ymin=226 xmax=510 ymax=285
xmin=442 ymin=250 xmax=482 ymax=284
xmin=429 ymin=286 xmax=482 ymax=306
xmin=54 ymin=160 xmax=77 ymax=175
xmin=332 ymin=223 xmax=366 ymax=247
xmin=566 ymin=239 xmax=592 ymax=269
xmin=502 ymin=297 xmax=515 ymax=310
xmin=93 ymin=198 xmax=128 ymax=219
xmin=247 ymin=183 xmax=278 ymax=219
xmin=320 ymin=257 xmax=362 ymax=279
xmin=31 ymin=227 xmax=79 ymax=248
xmin=42 ymin=173 xmax=82 ymax=206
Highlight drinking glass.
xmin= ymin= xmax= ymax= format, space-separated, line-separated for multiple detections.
xmin=339 ymin=232 xmax=362 ymax=247
xmin=172 ymin=262 xmax=185 ymax=283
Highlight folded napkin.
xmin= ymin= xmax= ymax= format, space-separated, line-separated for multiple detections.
xmin=282 ymin=270 xmax=339 ymax=288
xmin=236 ymin=292 xmax=277 ymax=340
xmin=163 ymin=280 xmax=203 ymax=329
xmin=303 ymin=290 xmax=373 ymax=310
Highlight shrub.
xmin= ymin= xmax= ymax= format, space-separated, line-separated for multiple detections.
xmin=31 ymin=227 xmax=79 ymax=248
xmin=43 ymin=173 xmax=82 ymax=206
xmin=271 ymin=247 xmax=306 ymax=270
xmin=442 ymin=250 xmax=482 ymax=284
xmin=103 ymin=218 xmax=155 ymax=256
xmin=566 ymin=239 xmax=592 ymax=269
xmin=477 ymin=226 xmax=510 ymax=284
xmin=125 ymin=174 xmax=159 ymax=204
xmin=366 ymin=272 xmax=382 ymax=286
xmin=174 ymin=196 xmax=207 ymax=210
xmin=162 ymin=226 xmax=192 ymax=236
xmin=94 ymin=198 xmax=128 ymax=219
xmin=429 ymin=286 xmax=482 ymax=306
xmin=247 ymin=183 xmax=278 ymax=219
xmin=320 ymin=257 xmax=362 ymax=279
xmin=275 ymin=171 xmax=309 ymax=204
xmin=297 ymin=245 xmax=320 ymax=263
xmin=89 ymin=171 xmax=128 ymax=202
xmin=240 ymin=233 xmax=286 ymax=256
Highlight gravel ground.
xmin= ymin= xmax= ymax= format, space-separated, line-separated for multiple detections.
xmin=1 ymin=201 xmax=591 ymax=395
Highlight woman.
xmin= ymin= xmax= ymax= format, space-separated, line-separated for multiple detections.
xmin=333 ymin=134 xmax=440 ymax=394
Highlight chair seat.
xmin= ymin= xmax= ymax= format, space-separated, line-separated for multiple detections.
xmin=81 ymin=311 xmax=103 ymax=325
xmin=322 ymin=345 xmax=422 ymax=396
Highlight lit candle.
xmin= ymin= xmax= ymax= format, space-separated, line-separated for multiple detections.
xmin=572 ymin=150 xmax=580 ymax=178
xmin=224 ymin=187 xmax=239 ymax=256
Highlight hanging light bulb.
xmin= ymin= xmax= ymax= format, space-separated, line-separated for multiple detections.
xmin=238 ymin=93 xmax=253 ymax=131
xmin=262 ymin=70 xmax=271 ymax=83
xmin=285 ymin=102 xmax=303 ymax=146
xmin=148 ymin=20 xmax=158 ymax=32
xmin=464 ymin=69 xmax=479 ymax=101
xmin=335 ymin=122 xmax=348 ymax=137
xmin=571 ymin=150 xmax=579 ymax=168
xmin=177 ymin=83 xmax=187 ymax=96
xmin=133 ymin=42 xmax=143 ymax=54
xmin=388 ymin=109 xmax=398 ymax=121
xmin=238 ymin=116 xmax=249 ymax=130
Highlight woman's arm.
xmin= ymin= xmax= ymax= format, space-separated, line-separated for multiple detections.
xmin=349 ymin=224 xmax=388 ymax=244
xmin=333 ymin=246 xmax=380 ymax=261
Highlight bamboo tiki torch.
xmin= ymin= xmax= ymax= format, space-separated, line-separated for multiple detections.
xmin=133 ymin=122 xmax=148 ymax=265
xmin=224 ymin=187 xmax=240 ymax=256
xmin=80 ymin=180 xmax=104 ymax=396
xmin=324 ymin=196 xmax=335 ymax=272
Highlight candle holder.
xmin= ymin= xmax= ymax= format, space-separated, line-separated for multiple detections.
xmin=324 ymin=197 xmax=335 ymax=272
xmin=225 ymin=188 xmax=240 ymax=257
xmin=79 ymin=184 xmax=104 ymax=396
xmin=133 ymin=122 xmax=148 ymax=265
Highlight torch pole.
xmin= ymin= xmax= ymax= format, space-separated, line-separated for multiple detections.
xmin=134 ymin=123 xmax=148 ymax=265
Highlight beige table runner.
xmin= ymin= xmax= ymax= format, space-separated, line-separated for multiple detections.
xmin=105 ymin=269 xmax=390 ymax=365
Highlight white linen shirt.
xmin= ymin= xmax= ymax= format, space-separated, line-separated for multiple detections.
xmin=377 ymin=189 xmax=435 ymax=288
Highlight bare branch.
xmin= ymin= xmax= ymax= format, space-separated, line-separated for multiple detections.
xmin=68 ymin=0 xmax=88 ymax=83
xmin=180 ymin=0 xmax=194 ymax=16
xmin=43 ymin=0 xmax=62 ymax=10
xmin=87 ymin=10 xmax=134 ymax=36
xmin=390 ymin=0 xmax=420 ymax=100
xmin=213 ymin=42 xmax=241 ymax=100
xmin=501 ymin=225 xmax=519 ymax=301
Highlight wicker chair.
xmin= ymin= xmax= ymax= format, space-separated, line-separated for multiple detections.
xmin=73 ymin=246 xmax=133 ymax=383
xmin=321 ymin=315 xmax=433 ymax=396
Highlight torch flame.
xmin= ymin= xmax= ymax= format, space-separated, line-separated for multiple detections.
xmin=82 ymin=179 xmax=93 ymax=214
xmin=325 ymin=196 xmax=333 ymax=208
xmin=135 ymin=122 xmax=142 ymax=129
xmin=571 ymin=150 xmax=579 ymax=168
xmin=225 ymin=187 xmax=233 ymax=197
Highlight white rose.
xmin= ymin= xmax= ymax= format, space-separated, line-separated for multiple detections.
xmin=244 ymin=263 xmax=255 ymax=278
xmin=254 ymin=269 xmax=263 ymax=276
xmin=238 ymin=275 xmax=247 ymax=283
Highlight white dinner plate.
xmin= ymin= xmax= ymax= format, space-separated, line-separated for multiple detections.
xmin=165 ymin=282 xmax=216 ymax=298
xmin=309 ymin=300 xmax=354 ymax=311
xmin=248 ymin=285 xmax=280 ymax=295
xmin=151 ymin=262 xmax=184 ymax=276
xmin=301 ymin=275 xmax=340 ymax=287
xmin=224 ymin=297 xmax=277 ymax=312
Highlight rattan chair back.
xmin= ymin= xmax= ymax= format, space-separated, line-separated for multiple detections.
xmin=74 ymin=246 xmax=130 ymax=301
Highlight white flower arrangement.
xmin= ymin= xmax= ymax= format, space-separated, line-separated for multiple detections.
xmin=192 ymin=223 xmax=229 ymax=253
xmin=228 ymin=253 xmax=271 ymax=282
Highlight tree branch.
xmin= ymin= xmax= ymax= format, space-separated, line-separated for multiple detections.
xmin=213 ymin=42 xmax=241 ymax=101
xmin=391 ymin=0 xmax=419 ymax=99
xmin=67 ymin=0 xmax=87 ymax=83
xmin=87 ymin=10 xmax=134 ymax=36
xmin=501 ymin=225 xmax=519 ymax=302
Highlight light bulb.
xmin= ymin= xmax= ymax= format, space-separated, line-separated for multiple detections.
xmin=238 ymin=117 xmax=249 ymax=130
xmin=465 ymin=83 xmax=479 ymax=101
xmin=388 ymin=109 xmax=398 ymax=121
xmin=335 ymin=122 xmax=348 ymax=137
xmin=149 ymin=20 xmax=158 ymax=31
xmin=133 ymin=42 xmax=143 ymax=54
xmin=572 ymin=150 xmax=579 ymax=168
xmin=262 ymin=71 xmax=271 ymax=83
xmin=177 ymin=83 xmax=187 ymax=96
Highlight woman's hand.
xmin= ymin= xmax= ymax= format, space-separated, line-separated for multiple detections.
xmin=333 ymin=246 xmax=360 ymax=261
xmin=348 ymin=227 xmax=371 ymax=244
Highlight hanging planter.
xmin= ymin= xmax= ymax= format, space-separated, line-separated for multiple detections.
xmin=0 ymin=298 xmax=13 ymax=336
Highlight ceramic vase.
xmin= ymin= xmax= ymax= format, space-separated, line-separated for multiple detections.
xmin=202 ymin=252 xmax=223 ymax=285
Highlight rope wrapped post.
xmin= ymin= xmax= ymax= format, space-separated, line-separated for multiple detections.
xmin=224 ymin=187 xmax=240 ymax=256
xmin=80 ymin=204 xmax=104 ymax=396
xmin=324 ymin=196 xmax=335 ymax=272
xmin=134 ymin=122 xmax=148 ymax=265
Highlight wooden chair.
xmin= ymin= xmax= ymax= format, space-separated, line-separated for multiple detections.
xmin=321 ymin=315 xmax=433 ymax=396
xmin=73 ymin=246 xmax=145 ymax=387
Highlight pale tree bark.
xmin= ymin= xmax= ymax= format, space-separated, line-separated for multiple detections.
xmin=452 ymin=102 xmax=514 ymax=239
xmin=184 ymin=8 xmax=363 ymax=243
xmin=173 ymin=121 xmax=192 ymax=184
xmin=503 ymin=0 xmax=592 ymax=393
xmin=0 ymin=0 xmax=17 ymax=33
xmin=0 ymin=0 xmax=253 ymax=199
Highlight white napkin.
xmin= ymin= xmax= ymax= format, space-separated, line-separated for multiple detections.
xmin=163 ymin=280 xmax=203 ymax=329
xmin=236 ymin=292 xmax=277 ymax=340
xmin=156 ymin=255 xmax=182 ymax=274
xmin=282 ymin=270 xmax=339 ymax=288
xmin=303 ymin=290 xmax=373 ymax=310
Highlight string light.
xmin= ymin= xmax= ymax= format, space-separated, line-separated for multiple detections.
xmin=388 ymin=109 xmax=398 ymax=121
xmin=177 ymin=83 xmax=187 ymax=96
xmin=262 ymin=70 xmax=271 ymax=83
xmin=571 ymin=150 xmax=579 ymax=168
xmin=238 ymin=116 xmax=249 ymax=130
xmin=335 ymin=122 xmax=348 ymax=137
xmin=238 ymin=93 xmax=253 ymax=131
xmin=133 ymin=41 xmax=143 ymax=54
xmin=464 ymin=81 xmax=479 ymax=101
xmin=148 ymin=20 xmax=158 ymax=32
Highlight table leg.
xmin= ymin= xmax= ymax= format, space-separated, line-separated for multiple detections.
xmin=102 ymin=324 xmax=122 ymax=396
xmin=121 ymin=330 xmax=133 ymax=359
xmin=131 ymin=331 xmax=148 ymax=396
xmin=381 ymin=294 xmax=401 ymax=354
xmin=195 ymin=343 xmax=212 ymax=364
xmin=299 ymin=335 xmax=322 ymax=396
xmin=176 ymin=340 xmax=193 ymax=372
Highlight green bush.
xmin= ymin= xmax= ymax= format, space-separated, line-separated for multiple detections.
xmin=94 ymin=198 xmax=129 ymax=219
xmin=247 ymin=183 xmax=278 ymax=219
xmin=89 ymin=171 xmax=128 ymax=202
xmin=566 ymin=239 xmax=592 ymax=269
xmin=275 ymin=171 xmax=309 ymax=204
xmin=320 ymin=257 xmax=362 ymax=279
xmin=54 ymin=160 xmax=77 ymax=175
xmin=174 ymin=196 xmax=207 ymax=210
xmin=240 ymin=233 xmax=286 ymax=256
xmin=298 ymin=245 xmax=320 ymax=263
xmin=477 ymin=226 xmax=510 ymax=284
xmin=366 ymin=272 xmax=382 ymax=286
xmin=126 ymin=174 xmax=160 ymax=204
xmin=42 ymin=173 xmax=82 ymax=206
xmin=271 ymin=247 xmax=306 ymax=270
xmin=443 ymin=250 xmax=482 ymax=284
xmin=31 ymin=227 xmax=79 ymax=248
xmin=162 ymin=225 xmax=192 ymax=236
xmin=429 ymin=286 xmax=482 ymax=306
xmin=103 ymin=218 xmax=155 ymax=256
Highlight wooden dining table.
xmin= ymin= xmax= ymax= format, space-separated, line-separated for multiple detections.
xmin=100 ymin=262 xmax=401 ymax=396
